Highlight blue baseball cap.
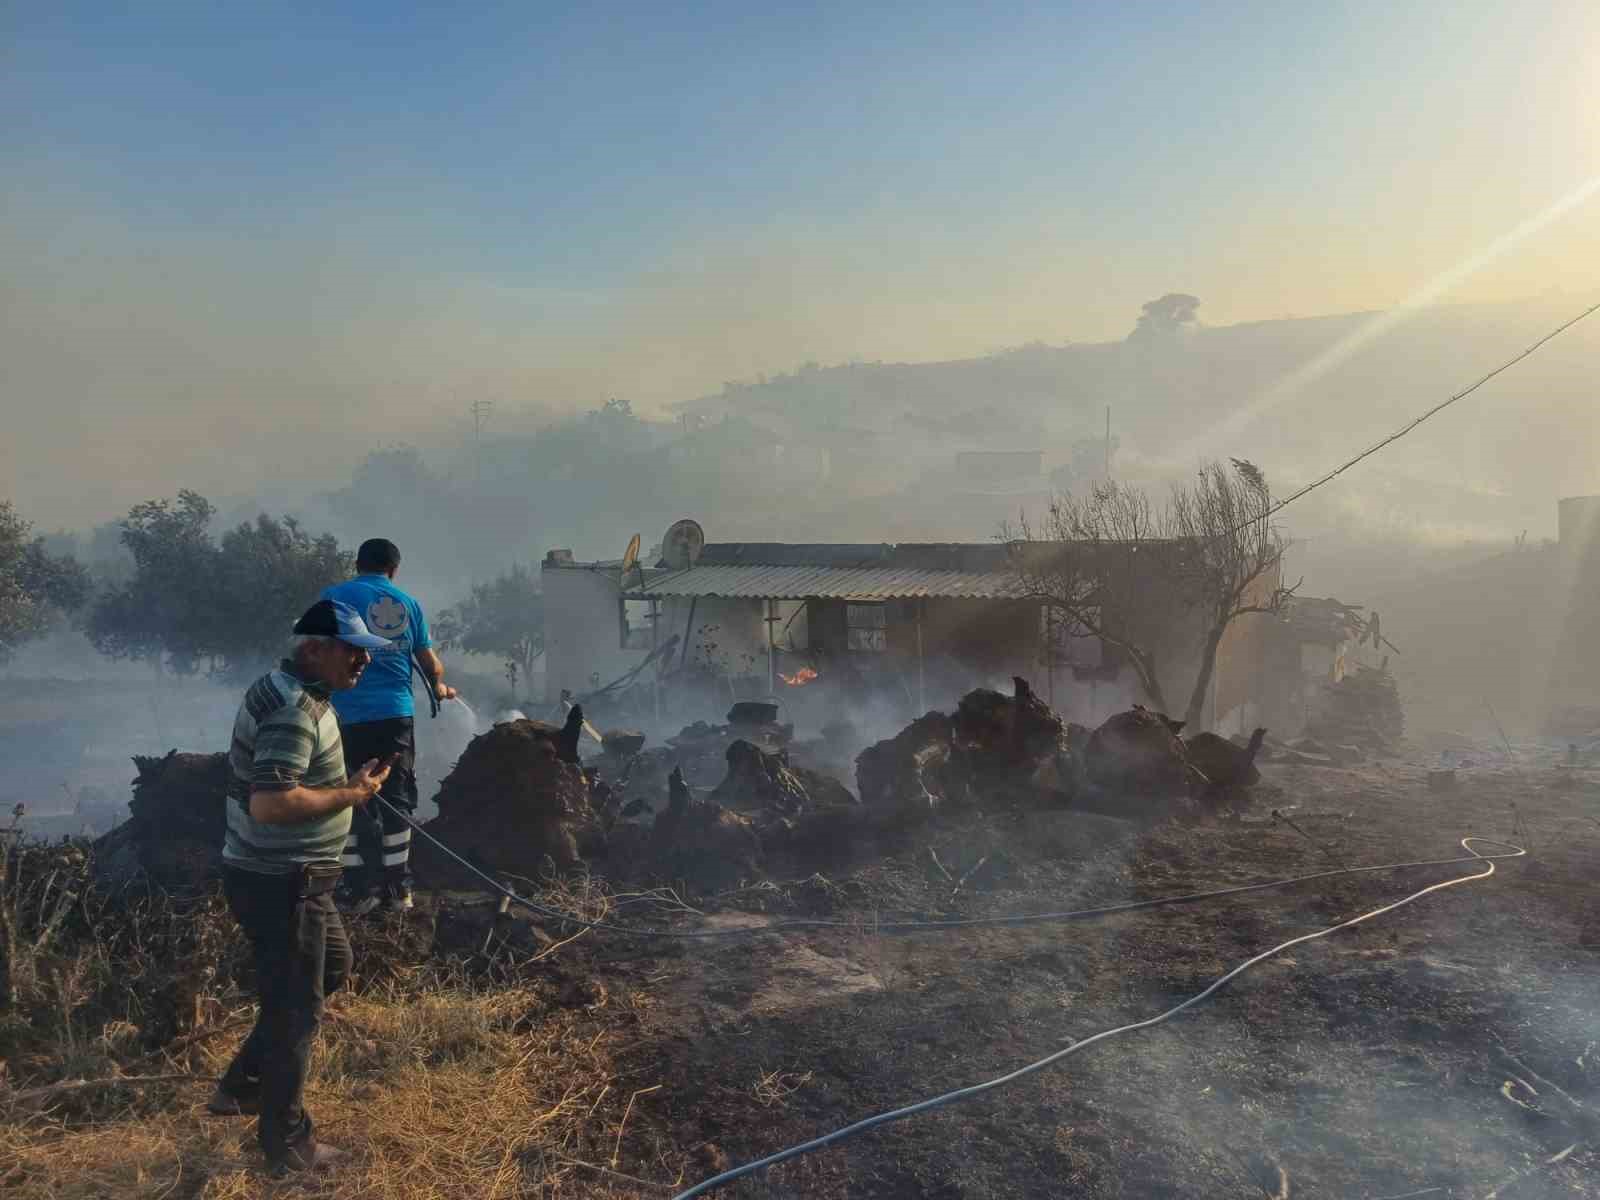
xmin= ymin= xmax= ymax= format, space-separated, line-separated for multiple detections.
xmin=292 ymin=598 xmax=391 ymax=649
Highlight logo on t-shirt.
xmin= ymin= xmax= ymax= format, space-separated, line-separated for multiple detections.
xmin=365 ymin=596 xmax=410 ymax=644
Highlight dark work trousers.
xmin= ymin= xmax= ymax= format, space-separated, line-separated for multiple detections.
xmin=339 ymin=717 xmax=418 ymax=900
xmin=219 ymin=864 xmax=351 ymax=1164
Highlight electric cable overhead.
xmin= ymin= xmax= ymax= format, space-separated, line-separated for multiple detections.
xmin=1230 ymin=298 xmax=1600 ymax=535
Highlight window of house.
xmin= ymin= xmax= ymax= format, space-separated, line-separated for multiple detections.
xmin=620 ymin=598 xmax=654 ymax=650
xmin=846 ymin=602 xmax=887 ymax=652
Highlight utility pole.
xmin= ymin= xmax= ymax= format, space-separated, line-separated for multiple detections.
xmin=470 ymin=400 xmax=494 ymax=486
xmin=1104 ymin=405 xmax=1112 ymax=479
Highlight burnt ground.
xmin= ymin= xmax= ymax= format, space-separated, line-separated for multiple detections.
xmin=6 ymin=755 xmax=1598 ymax=1199
xmin=517 ymin=758 xmax=1600 ymax=1199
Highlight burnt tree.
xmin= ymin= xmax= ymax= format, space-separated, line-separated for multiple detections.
xmin=1005 ymin=479 xmax=1178 ymax=714
xmin=1165 ymin=459 xmax=1296 ymax=730
xmin=1007 ymin=459 xmax=1295 ymax=730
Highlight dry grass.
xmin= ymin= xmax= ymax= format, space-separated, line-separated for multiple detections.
xmin=0 ymin=843 xmax=686 ymax=1198
xmin=1 ymin=976 xmax=681 ymax=1199
xmin=0 ymin=998 xmax=652 ymax=1196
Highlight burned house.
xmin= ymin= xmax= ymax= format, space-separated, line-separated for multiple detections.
xmin=544 ymin=541 xmax=1037 ymax=721
xmin=542 ymin=528 xmax=1291 ymax=733
xmin=1265 ymin=595 xmax=1392 ymax=738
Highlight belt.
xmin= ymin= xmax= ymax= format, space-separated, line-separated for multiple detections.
xmin=223 ymin=861 xmax=343 ymax=895
xmin=299 ymin=864 xmax=343 ymax=898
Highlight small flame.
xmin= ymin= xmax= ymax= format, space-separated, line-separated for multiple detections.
xmin=780 ymin=667 xmax=819 ymax=687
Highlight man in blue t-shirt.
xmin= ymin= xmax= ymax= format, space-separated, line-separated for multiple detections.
xmin=321 ymin=538 xmax=457 ymax=912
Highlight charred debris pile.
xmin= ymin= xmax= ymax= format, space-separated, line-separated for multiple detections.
xmin=88 ymin=682 xmax=1285 ymax=897
xmin=403 ymin=680 xmax=1275 ymax=894
xmin=1307 ymin=661 xmax=1406 ymax=757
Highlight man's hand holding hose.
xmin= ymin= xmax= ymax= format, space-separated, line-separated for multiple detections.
xmin=249 ymin=754 xmax=394 ymax=825
xmin=415 ymin=647 xmax=455 ymax=704
xmin=350 ymin=755 xmax=396 ymax=807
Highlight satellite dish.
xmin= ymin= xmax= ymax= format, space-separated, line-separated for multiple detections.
xmin=620 ymin=533 xmax=641 ymax=577
xmin=660 ymin=519 xmax=705 ymax=571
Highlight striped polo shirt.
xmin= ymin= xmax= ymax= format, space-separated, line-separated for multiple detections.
xmin=223 ymin=661 xmax=352 ymax=875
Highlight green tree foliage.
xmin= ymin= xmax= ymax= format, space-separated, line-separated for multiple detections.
xmin=87 ymin=491 xmax=216 ymax=670
xmin=213 ymin=514 xmax=352 ymax=669
xmin=0 ymin=501 xmax=91 ymax=662
xmin=434 ymin=564 xmax=543 ymax=695
xmin=87 ymin=491 xmax=352 ymax=676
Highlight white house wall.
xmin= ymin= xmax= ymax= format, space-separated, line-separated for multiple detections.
xmin=542 ymin=564 xmax=648 ymax=702
xmin=659 ymin=597 xmax=807 ymax=680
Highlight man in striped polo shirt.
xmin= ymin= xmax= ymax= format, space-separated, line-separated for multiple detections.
xmin=211 ymin=599 xmax=393 ymax=1175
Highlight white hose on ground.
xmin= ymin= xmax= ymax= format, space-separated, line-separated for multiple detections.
xmin=666 ymin=837 xmax=1523 ymax=1198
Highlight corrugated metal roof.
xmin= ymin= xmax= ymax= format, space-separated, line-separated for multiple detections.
xmin=695 ymin=543 xmax=895 ymax=568
xmin=624 ymin=563 xmax=1029 ymax=601
xmin=692 ymin=541 xmax=1014 ymax=572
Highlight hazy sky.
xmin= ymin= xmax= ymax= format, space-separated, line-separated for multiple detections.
xmin=4 ymin=1 xmax=1598 ymax=525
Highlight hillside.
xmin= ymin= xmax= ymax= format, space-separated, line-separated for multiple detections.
xmin=172 ymin=296 xmax=1600 ymax=596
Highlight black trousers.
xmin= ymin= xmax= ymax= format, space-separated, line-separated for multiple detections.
xmin=339 ymin=717 xmax=418 ymax=898
xmin=220 ymin=865 xmax=351 ymax=1163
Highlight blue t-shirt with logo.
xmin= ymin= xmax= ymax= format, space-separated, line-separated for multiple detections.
xmin=320 ymin=575 xmax=432 ymax=724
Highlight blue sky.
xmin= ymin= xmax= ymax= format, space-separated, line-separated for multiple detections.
xmin=11 ymin=1 xmax=1591 ymax=287
xmin=4 ymin=1 xmax=1598 ymax=521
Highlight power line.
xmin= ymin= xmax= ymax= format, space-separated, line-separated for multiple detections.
xmin=1251 ymin=298 xmax=1600 ymax=529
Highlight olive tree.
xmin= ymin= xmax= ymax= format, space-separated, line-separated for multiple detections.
xmin=434 ymin=564 xmax=543 ymax=697
xmin=0 ymin=501 xmax=90 ymax=663
xmin=88 ymin=491 xmax=352 ymax=676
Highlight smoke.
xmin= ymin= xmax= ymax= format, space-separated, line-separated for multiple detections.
xmin=8 ymin=172 xmax=1600 ymax=761
xmin=1183 ymin=172 xmax=1600 ymax=458
xmin=0 ymin=644 xmax=243 ymax=837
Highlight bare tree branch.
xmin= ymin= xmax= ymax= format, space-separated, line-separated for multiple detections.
xmin=1166 ymin=459 xmax=1297 ymax=728
xmin=1005 ymin=460 xmax=1297 ymax=730
xmin=1004 ymin=481 xmax=1175 ymax=713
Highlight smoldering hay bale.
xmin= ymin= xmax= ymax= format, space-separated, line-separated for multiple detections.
xmin=710 ymin=739 xmax=856 ymax=816
xmin=952 ymin=676 xmax=1065 ymax=771
xmin=1083 ymin=707 xmax=1200 ymax=799
xmin=1184 ymin=728 xmax=1267 ymax=791
xmin=93 ymin=751 xmax=229 ymax=890
xmin=648 ymin=766 xmax=762 ymax=891
xmin=854 ymin=678 xmax=1074 ymax=824
xmin=855 ymin=711 xmax=965 ymax=823
xmin=709 ymin=739 xmax=811 ymax=814
xmin=412 ymin=719 xmax=602 ymax=886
